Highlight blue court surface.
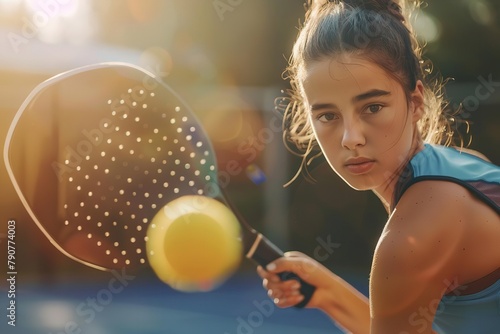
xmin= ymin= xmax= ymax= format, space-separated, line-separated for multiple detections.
xmin=1 ymin=271 xmax=368 ymax=334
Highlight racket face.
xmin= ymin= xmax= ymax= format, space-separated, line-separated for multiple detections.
xmin=4 ymin=63 xmax=221 ymax=270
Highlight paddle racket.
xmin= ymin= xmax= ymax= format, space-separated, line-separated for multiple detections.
xmin=4 ymin=63 xmax=315 ymax=308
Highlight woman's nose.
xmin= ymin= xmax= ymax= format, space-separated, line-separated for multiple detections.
xmin=341 ymin=119 xmax=366 ymax=150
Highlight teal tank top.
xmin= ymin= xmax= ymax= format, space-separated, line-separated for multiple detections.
xmin=434 ymin=279 xmax=500 ymax=333
xmin=393 ymin=144 xmax=500 ymax=333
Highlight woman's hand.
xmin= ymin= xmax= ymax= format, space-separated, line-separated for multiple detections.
xmin=257 ymin=251 xmax=371 ymax=333
xmin=256 ymin=251 xmax=338 ymax=310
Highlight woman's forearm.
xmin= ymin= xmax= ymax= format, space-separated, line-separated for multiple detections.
xmin=319 ymin=274 xmax=371 ymax=334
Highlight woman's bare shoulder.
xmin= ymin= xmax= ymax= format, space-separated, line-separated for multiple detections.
xmin=374 ymin=180 xmax=473 ymax=279
xmin=376 ymin=179 xmax=499 ymax=282
xmin=370 ymin=181 xmax=473 ymax=329
xmin=388 ymin=179 xmax=472 ymax=231
xmin=372 ymin=179 xmax=500 ymax=313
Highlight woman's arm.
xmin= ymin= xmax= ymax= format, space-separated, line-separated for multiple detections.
xmin=370 ymin=181 xmax=468 ymax=333
xmin=258 ymin=180 xmax=469 ymax=333
xmin=320 ymin=272 xmax=371 ymax=333
xmin=258 ymin=181 xmax=470 ymax=334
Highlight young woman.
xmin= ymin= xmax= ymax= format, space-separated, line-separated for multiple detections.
xmin=257 ymin=1 xmax=500 ymax=333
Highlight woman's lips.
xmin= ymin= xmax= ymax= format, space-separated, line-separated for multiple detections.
xmin=344 ymin=158 xmax=375 ymax=175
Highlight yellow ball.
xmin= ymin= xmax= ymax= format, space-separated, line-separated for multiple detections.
xmin=146 ymin=195 xmax=242 ymax=292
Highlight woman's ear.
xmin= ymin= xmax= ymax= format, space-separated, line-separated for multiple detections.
xmin=410 ymin=80 xmax=425 ymax=122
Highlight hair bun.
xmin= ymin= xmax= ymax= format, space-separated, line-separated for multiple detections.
xmin=309 ymin=0 xmax=405 ymax=22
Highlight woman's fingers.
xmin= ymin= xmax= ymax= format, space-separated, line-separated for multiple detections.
xmin=264 ymin=254 xmax=318 ymax=284
xmin=257 ymin=266 xmax=279 ymax=281
xmin=267 ymin=278 xmax=302 ymax=292
xmin=257 ymin=264 xmax=308 ymax=308
xmin=256 ymin=252 xmax=337 ymax=309
xmin=266 ymin=282 xmax=305 ymax=308
xmin=273 ymin=294 xmax=305 ymax=308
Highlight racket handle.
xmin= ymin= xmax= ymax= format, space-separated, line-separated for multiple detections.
xmin=247 ymin=233 xmax=316 ymax=309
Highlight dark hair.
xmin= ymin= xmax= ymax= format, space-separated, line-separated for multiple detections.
xmin=280 ymin=0 xmax=457 ymax=184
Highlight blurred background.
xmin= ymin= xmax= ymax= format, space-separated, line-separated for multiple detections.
xmin=0 ymin=0 xmax=499 ymax=333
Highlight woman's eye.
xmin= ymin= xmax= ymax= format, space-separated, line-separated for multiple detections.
xmin=317 ymin=113 xmax=338 ymax=123
xmin=367 ymin=104 xmax=383 ymax=113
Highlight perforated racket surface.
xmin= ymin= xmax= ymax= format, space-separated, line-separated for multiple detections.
xmin=4 ymin=63 xmax=315 ymax=306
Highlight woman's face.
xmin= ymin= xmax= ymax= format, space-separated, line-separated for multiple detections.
xmin=302 ymin=55 xmax=424 ymax=196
